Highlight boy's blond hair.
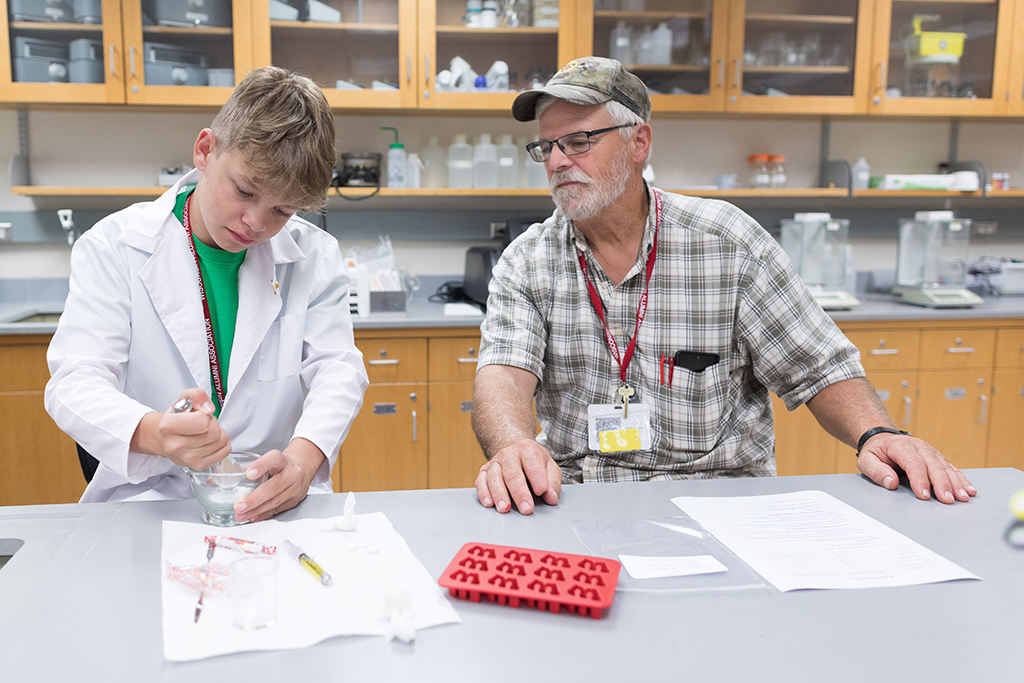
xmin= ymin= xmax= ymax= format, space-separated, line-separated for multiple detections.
xmin=210 ymin=66 xmax=336 ymax=213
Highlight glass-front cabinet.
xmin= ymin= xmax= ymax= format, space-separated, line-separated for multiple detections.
xmin=726 ymin=0 xmax=874 ymax=114
xmin=580 ymin=0 xmax=729 ymax=112
xmin=1006 ymin=0 xmax=1024 ymax=115
xmin=417 ymin=0 xmax=576 ymax=109
xmin=251 ymin=0 xmax=418 ymax=108
xmin=122 ymin=0 xmax=252 ymax=105
xmin=869 ymin=0 xmax=1015 ymax=115
xmin=1 ymin=0 xmax=252 ymax=105
xmin=1 ymin=0 xmax=125 ymax=103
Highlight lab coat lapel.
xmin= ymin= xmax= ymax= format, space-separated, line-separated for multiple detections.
xmin=228 ymin=228 xmax=304 ymax=396
xmin=136 ymin=216 xmax=212 ymax=395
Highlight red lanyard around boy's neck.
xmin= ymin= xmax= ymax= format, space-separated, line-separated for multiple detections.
xmin=574 ymin=191 xmax=662 ymax=385
xmin=182 ymin=195 xmax=226 ymax=407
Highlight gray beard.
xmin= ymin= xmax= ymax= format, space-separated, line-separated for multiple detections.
xmin=550 ymin=149 xmax=631 ymax=222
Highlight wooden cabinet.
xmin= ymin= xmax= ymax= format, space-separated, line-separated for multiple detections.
xmin=987 ymin=327 xmax=1024 ymax=470
xmin=251 ymin=0 xmax=419 ymax=109
xmin=1 ymin=0 xmax=254 ymax=105
xmin=577 ymin=0 xmax=874 ymax=115
xmin=1007 ymin=0 xmax=1024 ymax=115
xmin=335 ymin=328 xmax=484 ymax=493
xmin=773 ymin=319 xmax=1022 ymax=477
xmin=250 ymin=0 xmax=575 ymax=111
xmin=868 ymin=0 xmax=1017 ymax=116
xmin=0 ymin=335 xmax=85 ymax=506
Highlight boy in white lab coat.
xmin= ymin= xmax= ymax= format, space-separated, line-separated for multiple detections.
xmin=45 ymin=67 xmax=369 ymax=523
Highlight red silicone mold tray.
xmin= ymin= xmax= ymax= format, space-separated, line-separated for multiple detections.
xmin=438 ymin=542 xmax=621 ymax=619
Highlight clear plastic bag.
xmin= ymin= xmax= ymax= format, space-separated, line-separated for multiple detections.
xmin=569 ymin=515 xmax=768 ymax=594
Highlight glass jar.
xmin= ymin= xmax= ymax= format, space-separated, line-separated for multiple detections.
xmin=768 ymin=154 xmax=787 ymax=188
xmin=748 ymin=154 xmax=771 ymax=188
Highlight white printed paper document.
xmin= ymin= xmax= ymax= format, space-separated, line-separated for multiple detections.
xmin=619 ymin=554 xmax=728 ymax=580
xmin=671 ymin=491 xmax=980 ymax=592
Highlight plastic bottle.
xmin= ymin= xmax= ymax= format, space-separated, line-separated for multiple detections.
xmin=382 ymin=127 xmax=405 ymax=188
xmin=484 ymin=60 xmax=509 ymax=91
xmin=527 ymin=136 xmax=548 ymax=188
xmin=748 ymin=154 xmax=770 ymax=188
xmin=516 ymin=136 xmax=530 ymax=188
xmin=421 ymin=135 xmax=447 ymax=188
xmin=481 ymin=0 xmax=498 ymax=28
xmin=852 ymin=157 xmax=871 ymax=190
xmin=405 ymin=153 xmax=423 ymax=189
xmin=496 ymin=134 xmax=519 ymax=189
xmin=609 ymin=21 xmax=631 ymax=64
xmin=652 ymin=22 xmax=673 ymax=65
xmin=768 ymin=154 xmax=787 ymax=188
xmin=636 ymin=25 xmax=655 ymax=64
xmin=473 ymin=133 xmax=498 ymax=189
xmin=448 ymin=134 xmax=474 ymax=189
xmin=464 ymin=0 xmax=482 ymax=27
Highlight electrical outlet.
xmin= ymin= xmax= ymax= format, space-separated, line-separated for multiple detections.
xmin=490 ymin=221 xmax=508 ymax=239
xmin=973 ymin=221 xmax=998 ymax=236
xmin=0 ymin=222 xmax=11 ymax=242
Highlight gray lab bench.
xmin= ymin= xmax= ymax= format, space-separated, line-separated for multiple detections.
xmin=1 ymin=468 xmax=1021 ymax=682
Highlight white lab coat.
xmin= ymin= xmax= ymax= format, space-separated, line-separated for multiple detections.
xmin=45 ymin=171 xmax=368 ymax=503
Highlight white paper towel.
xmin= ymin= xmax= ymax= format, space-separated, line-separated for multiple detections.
xmin=161 ymin=513 xmax=461 ymax=661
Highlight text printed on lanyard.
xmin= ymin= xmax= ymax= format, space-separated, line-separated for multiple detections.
xmin=182 ymin=195 xmax=226 ymax=407
xmin=576 ymin=192 xmax=662 ymax=385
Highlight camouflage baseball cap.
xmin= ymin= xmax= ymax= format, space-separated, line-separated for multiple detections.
xmin=512 ymin=57 xmax=651 ymax=122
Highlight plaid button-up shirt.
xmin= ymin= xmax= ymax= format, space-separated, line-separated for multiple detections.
xmin=478 ymin=185 xmax=864 ymax=483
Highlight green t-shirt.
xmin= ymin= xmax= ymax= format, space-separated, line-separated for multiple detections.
xmin=174 ymin=184 xmax=246 ymax=417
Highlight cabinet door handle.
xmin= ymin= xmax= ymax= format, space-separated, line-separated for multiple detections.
xmin=424 ymin=54 xmax=431 ymax=84
xmin=411 ymin=409 xmax=417 ymax=441
xmin=716 ymin=58 xmax=724 ymax=87
xmin=946 ymin=347 xmax=975 ymax=353
xmin=870 ymin=349 xmax=899 ymax=355
xmin=977 ymin=394 xmax=988 ymax=424
xmin=875 ymin=61 xmax=886 ymax=94
xmin=902 ymin=396 xmax=912 ymax=427
xmin=109 ymin=45 xmax=115 ymax=76
xmin=407 ymin=53 xmax=412 ymax=84
xmin=457 ymin=358 xmax=479 ymax=364
xmin=733 ymin=59 xmax=740 ymax=88
xmin=129 ymin=46 xmax=136 ymax=76
xmin=368 ymin=359 xmax=400 ymax=365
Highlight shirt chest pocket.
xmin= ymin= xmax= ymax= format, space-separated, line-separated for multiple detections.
xmin=656 ymin=359 xmax=729 ymax=453
xmin=258 ymin=312 xmax=303 ymax=381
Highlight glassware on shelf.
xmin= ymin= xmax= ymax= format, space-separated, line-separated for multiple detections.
xmin=748 ymin=154 xmax=770 ymax=188
xmin=768 ymin=154 xmax=786 ymax=188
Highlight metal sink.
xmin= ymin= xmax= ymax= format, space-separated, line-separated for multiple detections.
xmin=11 ymin=313 xmax=61 ymax=323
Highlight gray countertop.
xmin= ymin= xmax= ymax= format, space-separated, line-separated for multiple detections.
xmin=2 ymin=291 xmax=1023 ymax=336
xmin=1 ymin=469 xmax=1021 ymax=682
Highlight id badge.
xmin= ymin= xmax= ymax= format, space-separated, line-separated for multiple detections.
xmin=587 ymin=404 xmax=652 ymax=453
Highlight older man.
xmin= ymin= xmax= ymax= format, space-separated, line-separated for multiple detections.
xmin=471 ymin=57 xmax=975 ymax=515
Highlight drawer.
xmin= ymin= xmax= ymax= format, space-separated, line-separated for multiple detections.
xmin=845 ymin=330 xmax=920 ymax=371
xmin=429 ymin=336 xmax=482 ymax=381
xmin=994 ymin=328 xmax=1024 ymax=368
xmin=357 ymin=338 xmax=427 ymax=383
xmin=919 ymin=329 xmax=996 ymax=370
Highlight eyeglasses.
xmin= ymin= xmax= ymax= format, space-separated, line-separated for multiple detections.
xmin=525 ymin=123 xmax=637 ymax=163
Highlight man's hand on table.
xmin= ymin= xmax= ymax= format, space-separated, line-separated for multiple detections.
xmin=476 ymin=438 xmax=561 ymax=515
xmin=857 ymin=432 xmax=977 ymax=504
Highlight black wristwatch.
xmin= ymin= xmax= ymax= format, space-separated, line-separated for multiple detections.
xmin=856 ymin=427 xmax=911 ymax=456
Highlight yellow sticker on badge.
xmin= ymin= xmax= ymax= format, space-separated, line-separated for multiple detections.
xmin=598 ymin=428 xmax=642 ymax=453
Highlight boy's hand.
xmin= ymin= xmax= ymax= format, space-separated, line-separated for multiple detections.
xmin=133 ymin=388 xmax=231 ymax=469
xmin=233 ymin=438 xmax=324 ymax=523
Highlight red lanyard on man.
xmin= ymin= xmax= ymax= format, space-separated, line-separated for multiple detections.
xmin=575 ymin=191 xmax=662 ymax=391
xmin=182 ymin=195 xmax=227 ymax=407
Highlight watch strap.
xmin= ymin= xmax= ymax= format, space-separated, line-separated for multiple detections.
xmin=856 ymin=427 xmax=911 ymax=455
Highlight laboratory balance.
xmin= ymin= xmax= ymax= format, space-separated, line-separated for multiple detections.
xmin=779 ymin=213 xmax=860 ymax=310
xmin=892 ymin=211 xmax=982 ymax=308
xmin=902 ymin=15 xmax=967 ymax=98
